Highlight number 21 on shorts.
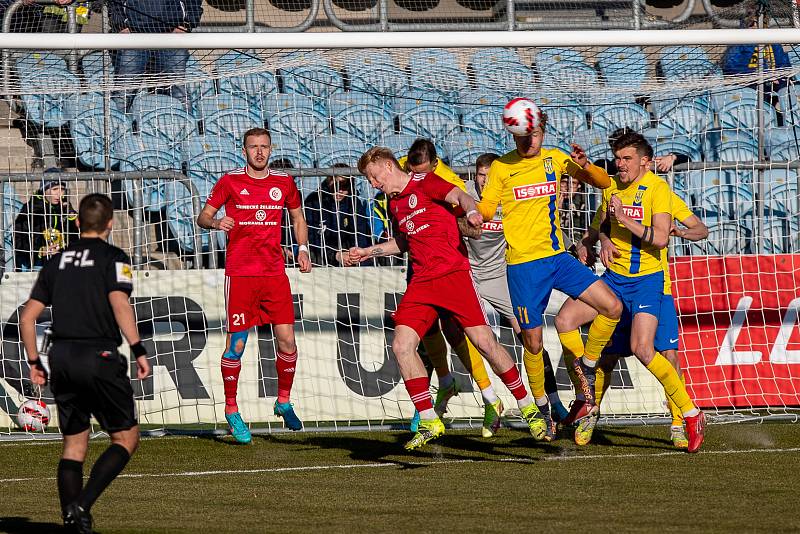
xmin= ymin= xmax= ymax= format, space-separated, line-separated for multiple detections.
xmin=232 ymin=312 xmax=245 ymax=326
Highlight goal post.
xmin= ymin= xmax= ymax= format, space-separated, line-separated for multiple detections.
xmin=1 ymin=28 xmax=800 ymax=436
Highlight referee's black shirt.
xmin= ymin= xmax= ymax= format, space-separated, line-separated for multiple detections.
xmin=29 ymin=237 xmax=134 ymax=346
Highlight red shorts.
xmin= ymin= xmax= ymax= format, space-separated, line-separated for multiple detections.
xmin=394 ymin=269 xmax=488 ymax=339
xmin=225 ymin=274 xmax=295 ymax=332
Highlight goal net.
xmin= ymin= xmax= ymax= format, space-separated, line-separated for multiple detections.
xmin=1 ymin=27 xmax=800 ymax=436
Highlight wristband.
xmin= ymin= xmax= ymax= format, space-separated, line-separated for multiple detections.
xmin=298 ymin=244 xmax=309 ymax=254
xmin=130 ymin=341 xmax=147 ymax=358
xmin=465 ymin=209 xmax=478 ymax=218
xmin=27 ymin=358 xmax=45 ymax=369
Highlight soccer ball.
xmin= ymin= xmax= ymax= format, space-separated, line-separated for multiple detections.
xmin=17 ymin=399 xmax=50 ymax=432
xmin=502 ymin=97 xmax=543 ymax=136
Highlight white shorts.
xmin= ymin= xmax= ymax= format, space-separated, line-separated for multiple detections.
xmin=473 ymin=273 xmax=515 ymax=324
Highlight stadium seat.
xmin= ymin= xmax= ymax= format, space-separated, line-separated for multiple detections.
xmin=479 ymin=63 xmax=536 ymax=93
xmin=129 ymin=93 xmax=188 ymax=123
xmin=542 ymin=137 xmax=572 ymax=154
xmin=408 ymin=49 xmax=467 ymax=95
xmin=185 ymin=150 xmax=246 ymax=193
xmin=442 ymin=130 xmax=498 ymax=167
xmin=710 ymin=87 xmax=760 ymax=111
xmin=70 ymin=107 xmax=130 ymax=169
xmin=343 ymin=50 xmax=397 ymax=77
xmin=470 ymin=48 xmax=524 ymax=74
xmin=309 ymin=135 xmax=368 ymax=168
xmin=596 ymin=46 xmax=647 ymax=89
xmin=262 ymin=93 xmax=317 ymax=117
xmin=198 ymin=93 xmax=250 ymax=120
xmin=270 ymin=133 xmax=314 ymax=169
xmin=572 ymin=128 xmax=612 ymax=162
xmin=534 ymin=47 xmax=586 ymax=70
xmin=165 ymin=195 xmax=214 ymax=255
xmin=762 ymin=217 xmax=800 ymax=254
xmin=80 ymin=51 xmax=108 ymax=80
xmin=776 ymin=84 xmax=800 ymax=124
xmin=119 ymin=147 xmax=182 ymax=212
xmin=457 ymin=91 xmax=509 ymax=112
xmin=347 ymin=52 xmax=407 ymax=99
xmin=399 ymin=102 xmax=461 ymax=142
xmin=717 ymin=141 xmax=760 ymax=162
xmin=204 ymin=108 xmax=265 ymax=142
xmin=15 ymin=51 xmax=69 ymax=76
xmin=280 ymin=64 xmax=344 ymax=100
xmin=764 ymin=169 xmax=799 ymax=215
xmin=717 ymin=100 xmax=779 ymax=131
xmin=653 ymin=100 xmax=714 ymax=136
xmin=379 ymin=133 xmax=419 ymax=155
xmin=20 ymin=71 xmax=81 ymax=128
xmin=462 ymin=104 xmax=505 ymax=145
xmin=184 ymin=67 xmax=217 ymax=117
xmin=589 ymin=102 xmax=650 ymax=133
xmin=182 ymin=135 xmax=238 ymax=161
xmin=267 ymin=107 xmax=329 ymax=145
xmin=331 ymin=103 xmax=394 ymax=144
xmin=138 ymin=107 xmax=198 ymax=148
xmin=541 ymin=102 xmax=588 ymax=138
xmin=218 ymin=69 xmax=278 ymax=105
xmin=689 ymin=221 xmax=751 ymax=255
xmin=658 ymin=46 xmax=722 ymax=80
xmin=409 ymin=49 xmax=460 ymax=73
xmin=697 ymin=183 xmax=755 ymax=220
xmin=64 ymin=91 xmax=122 ymax=122
xmin=2 ymin=194 xmax=23 ymax=272
xmin=392 ymin=88 xmax=451 ymax=115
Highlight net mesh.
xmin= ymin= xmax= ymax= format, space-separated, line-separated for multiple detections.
xmin=1 ymin=34 xmax=800 ymax=435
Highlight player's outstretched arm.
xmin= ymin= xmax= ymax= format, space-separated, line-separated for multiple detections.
xmin=568 ymin=143 xmax=611 ymax=189
xmin=444 ymin=187 xmax=484 ymax=229
xmin=288 ymin=206 xmax=312 ymax=273
xmin=672 ymin=214 xmax=709 ymax=242
xmin=197 ymin=203 xmax=234 ymax=232
xmin=20 ymin=299 xmax=48 ymax=386
xmin=344 ymin=238 xmax=404 ymax=265
xmin=109 ymin=291 xmax=151 ymax=380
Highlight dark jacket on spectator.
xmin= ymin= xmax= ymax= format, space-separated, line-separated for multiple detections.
xmin=304 ymin=182 xmax=372 ymax=267
xmin=109 ymin=0 xmax=203 ymax=32
xmin=13 ymin=185 xmax=79 ymax=271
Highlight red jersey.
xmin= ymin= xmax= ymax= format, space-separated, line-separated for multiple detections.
xmin=206 ymin=167 xmax=301 ymax=277
xmin=389 ymin=172 xmax=469 ymax=282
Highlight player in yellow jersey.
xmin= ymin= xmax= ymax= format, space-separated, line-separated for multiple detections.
xmin=556 ymin=131 xmax=706 ymax=452
xmin=572 ymin=187 xmax=708 ymax=447
xmin=399 ymin=139 xmax=501 ymax=435
xmin=477 ymin=102 xmax=622 ymax=440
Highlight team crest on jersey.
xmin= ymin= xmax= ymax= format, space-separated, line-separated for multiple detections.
xmin=634 ymin=189 xmax=645 ymax=204
xmin=269 ymin=187 xmax=282 ymax=201
xmin=543 ymin=158 xmax=554 ymax=174
xmin=408 ymin=194 xmax=418 ymax=209
xmin=406 ymin=220 xmax=415 ymax=232
xmin=115 ymin=262 xmax=133 ymax=285
xmin=256 ymin=210 xmax=267 ymax=221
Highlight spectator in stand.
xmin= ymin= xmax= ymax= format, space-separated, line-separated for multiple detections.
xmin=40 ymin=0 xmax=91 ymax=32
xmin=13 ymin=172 xmax=79 ymax=271
xmin=721 ymin=3 xmax=791 ymax=98
xmin=109 ymin=0 xmax=203 ymax=111
xmin=305 ymin=164 xmax=372 ymax=267
xmin=559 ymin=173 xmax=590 ymax=254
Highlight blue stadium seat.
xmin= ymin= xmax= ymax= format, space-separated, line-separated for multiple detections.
xmin=716 ymin=141 xmax=760 ymax=162
xmin=698 ymin=183 xmax=754 ymax=220
xmin=331 ymin=104 xmax=394 ymax=144
xmin=198 ymin=93 xmax=250 ymax=120
xmin=165 ymin=194 xmax=215 ymax=255
xmin=270 ymin=133 xmax=314 ymax=169
xmin=280 ymin=64 xmax=344 ymax=99
xmin=470 ymin=48 xmax=524 ymax=74
xmin=443 ymin=130 xmax=498 ymax=167
xmin=346 ymin=51 xmax=406 ymax=98
xmin=650 ymin=136 xmax=703 ymax=162
xmin=534 ymin=47 xmax=586 ymax=70
xmin=185 ymin=150 xmax=246 ymax=193
xmin=777 ymin=84 xmax=800 ymax=123
xmin=409 ymin=49 xmax=460 ymax=72
xmin=659 ymin=46 xmax=722 ymax=80
xmin=590 ymin=102 xmax=650 ymax=132
xmin=129 ymin=93 xmax=188 ymax=123
xmin=457 ymin=91 xmax=509 ymax=112
xmin=689 ymin=222 xmax=751 ymax=255
xmin=597 ymin=46 xmax=647 ymax=89
xmin=138 ymin=107 xmax=198 ymax=148
xmin=70 ymin=107 xmax=130 ymax=169
xmin=15 ymin=51 xmax=68 ymax=76
xmin=764 ymin=169 xmax=799 ymax=215
xmin=399 ymin=103 xmax=460 ymax=141
xmin=2 ymin=193 xmax=23 ymax=271
xmin=392 ymin=88 xmax=451 ymax=115
xmin=344 ymin=50 xmax=397 ymax=76
xmin=542 ymin=137 xmax=572 ymax=154
xmin=204 ymin=108 xmax=265 ymax=142
xmin=80 ymin=51 xmax=108 ymax=80
xmin=184 ymin=67 xmax=217 ymax=117
xmin=762 ymin=217 xmax=799 ymax=254
xmin=480 ymin=64 xmax=536 ymax=93
xmin=572 ymin=128 xmax=611 ymax=161
xmin=267 ymin=107 xmax=329 ymax=145
xmin=262 ymin=93 xmax=317 ymax=118
xmin=653 ymin=100 xmax=714 ymax=136
xmin=710 ymin=87 xmax=760 ymax=111
xmin=378 ymin=133 xmax=419 ymax=155
xmin=64 ymin=92 xmax=122 ymax=122
xmin=309 ymin=135 xmax=367 ymax=168
xmin=218 ymin=69 xmax=278 ymax=104
xmin=329 ymin=91 xmax=385 ymax=111
xmin=119 ymin=147 xmax=182 ymax=211
xmin=462 ymin=104 xmax=504 ymax=145
xmin=718 ymin=100 xmax=779 ymax=130
xmin=541 ymin=102 xmax=587 ymax=138
xmin=20 ymin=71 xmax=80 ymax=128
xmin=182 ymin=135 xmax=238 ymax=161
xmin=408 ymin=49 xmax=466 ymax=95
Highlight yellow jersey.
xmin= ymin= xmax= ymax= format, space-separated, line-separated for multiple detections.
xmin=397 ymin=156 xmax=466 ymax=192
xmin=660 ymin=192 xmax=695 ymax=295
xmin=600 ymin=170 xmax=672 ymax=278
xmin=477 ymin=148 xmax=574 ymax=265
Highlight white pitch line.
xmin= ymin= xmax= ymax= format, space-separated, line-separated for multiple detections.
xmin=0 ymin=447 xmax=797 ymax=484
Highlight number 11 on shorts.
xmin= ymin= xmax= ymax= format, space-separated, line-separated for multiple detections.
xmin=517 ymin=306 xmax=529 ymax=325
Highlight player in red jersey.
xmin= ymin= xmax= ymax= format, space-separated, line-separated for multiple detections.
xmin=346 ymin=147 xmax=549 ymax=450
xmin=197 ymin=127 xmax=312 ymax=443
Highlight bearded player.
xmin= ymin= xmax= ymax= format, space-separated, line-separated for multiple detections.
xmin=197 ymin=127 xmax=312 ymax=443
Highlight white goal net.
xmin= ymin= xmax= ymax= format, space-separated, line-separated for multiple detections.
xmin=1 ymin=26 xmax=799 ymax=436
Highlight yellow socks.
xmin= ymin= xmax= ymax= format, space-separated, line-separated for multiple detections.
xmin=422 ymin=331 xmax=450 ymax=378
xmin=646 ymin=352 xmax=697 ymax=417
xmin=584 ymin=315 xmax=620 ymax=362
xmin=523 ymin=349 xmax=546 ymax=400
xmin=558 ymin=330 xmax=584 ymax=394
xmin=454 ymin=338 xmax=492 ymax=391
xmin=667 ymin=374 xmax=686 ymax=426
xmin=595 ymin=366 xmax=613 ymax=405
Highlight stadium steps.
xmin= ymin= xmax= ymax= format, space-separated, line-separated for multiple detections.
xmin=0 ymin=100 xmax=37 ymax=173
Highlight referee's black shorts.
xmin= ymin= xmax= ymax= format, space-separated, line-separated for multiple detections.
xmin=49 ymin=341 xmax=138 ymax=435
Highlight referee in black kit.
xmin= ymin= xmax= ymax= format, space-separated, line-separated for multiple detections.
xmin=20 ymin=193 xmax=151 ymax=534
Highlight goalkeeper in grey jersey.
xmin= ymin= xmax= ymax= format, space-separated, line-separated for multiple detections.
xmin=465 ymin=153 xmax=569 ymax=425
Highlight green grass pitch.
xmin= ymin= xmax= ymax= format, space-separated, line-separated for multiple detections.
xmin=0 ymin=422 xmax=798 ymax=533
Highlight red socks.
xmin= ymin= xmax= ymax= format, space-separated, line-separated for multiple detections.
xmin=221 ymin=356 xmax=241 ymax=414
xmin=276 ymin=350 xmax=298 ymax=404
xmin=405 ymin=376 xmax=434 ymax=412
xmin=497 ymin=366 xmax=528 ymax=401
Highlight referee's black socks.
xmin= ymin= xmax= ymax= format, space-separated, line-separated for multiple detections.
xmin=58 ymin=459 xmax=84 ymax=514
xmin=78 ymin=443 xmax=131 ymax=511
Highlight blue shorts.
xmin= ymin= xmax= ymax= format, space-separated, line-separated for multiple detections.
xmin=507 ymin=252 xmax=598 ymax=329
xmin=654 ymin=293 xmax=679 ymax=352
xmin=603 ymin=270 xmax=664 ymax=355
